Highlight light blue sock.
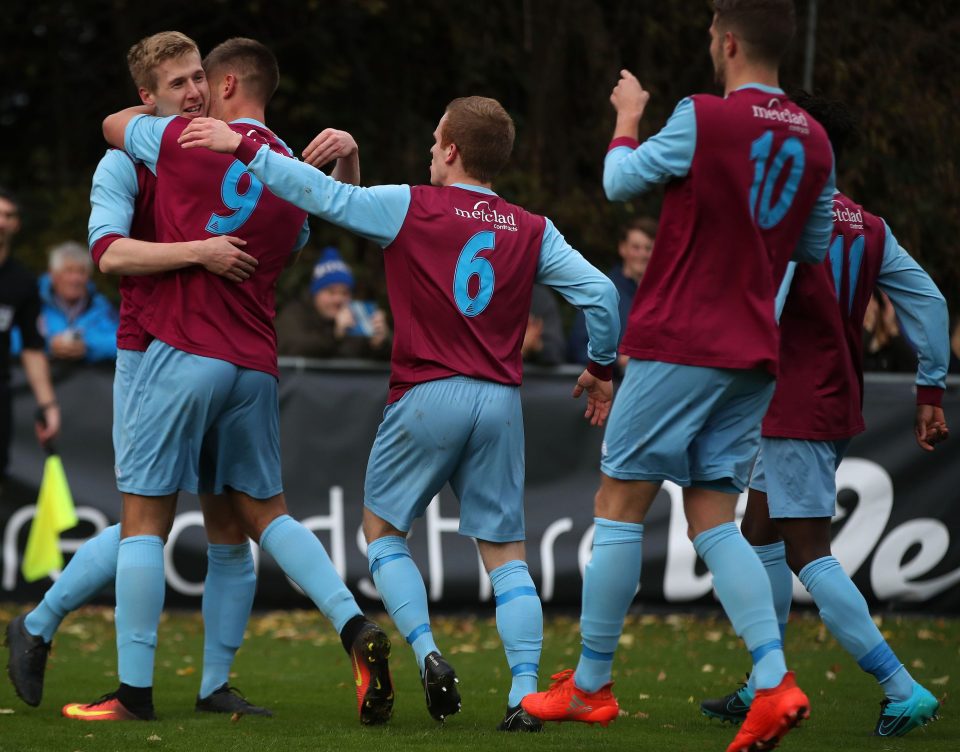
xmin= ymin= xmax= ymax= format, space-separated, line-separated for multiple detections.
xmin=490 ymin=560 xmax=542 ymax=707
xmin=799 ymin=556 xmax=914 ymax=702
xmin=368 ymin=536 xmax=439 ymax=673
xmin=260 ymin=515 xmax=361 ymax=632
xmin=694 ymin=523 xmax=786 ymax=691
xmin=199 ymin=543 xmax=257 ymax=699
xmin=747 ymin=541 xmax=791 ymax=696
xmin=574 ymin=518 xmax=643 ymax=693
xmin=116 ymin=535 xmax=165 ymax=688
xmin=25 ymin=524 xmax=121 ymax=643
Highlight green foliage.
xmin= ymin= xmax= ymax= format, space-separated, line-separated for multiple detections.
xmin=0 ymin=607 xmax=957 ymax=751
xmin=1 ymin=1 xmax=956 ymax=309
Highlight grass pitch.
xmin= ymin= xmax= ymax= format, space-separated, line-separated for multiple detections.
xmin=0 ymin=605 xmax=956 ymax=752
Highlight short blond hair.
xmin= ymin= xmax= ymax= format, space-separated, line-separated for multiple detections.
xmin=127 ymin=31 xmax=200 ymax=92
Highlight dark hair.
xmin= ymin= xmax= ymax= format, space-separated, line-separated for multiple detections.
xmin=0 ymin=185 xmax=20 ymax=211
xmin=620 ymin=216 xmax=658 ymax=243
xmin=203 ymin=38 xmax=279 ymax=104
xmin=790 ymin=90 xmax=859 ymax=164
xmin=442 ymin=96 xmax=515 ymax=183
xmin=714 ymin=0 xmax=796 ymax=67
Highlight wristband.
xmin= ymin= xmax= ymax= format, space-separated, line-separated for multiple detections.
xmin=587 ymin=360 xmax=614 ymax=381
xmin=916 ymin=385 xmax=944 ymax=407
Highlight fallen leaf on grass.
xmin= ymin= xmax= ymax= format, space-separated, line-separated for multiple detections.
xmin=637 ymin=693 xmax=650 ymax=700
xmin=704 ymin=631 xmax=723 ymax=642
xmin=147 ymin=734 xmax=162 ymax=741
xmin=825 ymin=671 xmax=836 ymax=681
xmin=633 ymin=711 xmax=649 ymax=719
xmin=701 ymin=664 xmax=714 ymax=673
xmin=0 ymin=708 xmax=15 ymax=714
xmin=231 ymin=712 xmax=243 ymax=723
xmin=619 ymin=634 xmax=635 ymax=647
xmin=911 ymin=659 xmax=926 ymax=669
xmin=175 ymin=666 xmax=196 ymax=676
xmin=618 ymin=709 xmax=629 ymax=717
xmin=930 ymin=676 xmax=949 ymax=686
xmin=916 ymin=629 xmax=936 ymax=641
xmin=657 ymin=670 xmax=667 ymax=682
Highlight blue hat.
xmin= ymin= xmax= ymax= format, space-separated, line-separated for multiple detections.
xmin=310 ymin=247 xmax=354 ymax=295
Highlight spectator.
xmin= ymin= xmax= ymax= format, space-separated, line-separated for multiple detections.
xmin=567 ymin=216 xmax=656 ymax=367
xmin=0 ymin=186 xmax=59 ymax=480
xmin=276 ymin=246 xmax=391 ymax=359
xmin=862 ymin=290 xmax=917 ymax=372
xmin=522 ymin=285 xmax=565 ymax=366
xmin=12 ymin=241 xmax=118 ymax=362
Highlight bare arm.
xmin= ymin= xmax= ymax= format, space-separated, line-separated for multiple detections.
xmin=302 ymin=129 xmax=361 ymax=185
xmin=20 ymin=349 xmax=60 ymax=445
xmin=103 ymin=105 xmax=154 ymax=150
xmin=610 ymin=69 xmax=650 ymax=141
xmin=100 ymin=235 xmax=257 ymax=283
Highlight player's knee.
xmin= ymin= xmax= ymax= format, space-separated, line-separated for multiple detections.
xmin=362 ymin=507 xmax=405 ymax=543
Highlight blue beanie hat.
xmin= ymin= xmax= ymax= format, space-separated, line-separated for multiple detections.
xmin=310 ymin=247 xmax=354 ymax=295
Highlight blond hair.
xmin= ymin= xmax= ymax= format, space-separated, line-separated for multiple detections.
xmin=127 ymin=31 xmax=200 ymax=92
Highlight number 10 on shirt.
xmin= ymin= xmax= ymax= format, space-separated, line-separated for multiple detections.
xmin=748 ymin=130 xmax=806 ymax=229
xmin=454 ymin=230 xmax=496 ymax=317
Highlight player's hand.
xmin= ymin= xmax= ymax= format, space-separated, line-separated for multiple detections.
xmin=178 ymin=117 xmax=243 ymax=153
xmin=610 ymin=69 xmax=650 ymax=120
xmin=35 ymin=403 xmax=60 ymax=446
xmin=196 ymin=236 xmax=258 ymax=283
xmin=573 ymin=369 xmax=613 ymax=427
xmin=914 ymin=404 xmax=949 ymax=451
xmin=302 ymin=129 xmax=359 ymax=168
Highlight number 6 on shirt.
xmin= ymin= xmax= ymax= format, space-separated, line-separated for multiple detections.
xmin=454 ymin=230 xmax=496 ymax=317
xmin=206 ymin=160 xmax=264 ymax=234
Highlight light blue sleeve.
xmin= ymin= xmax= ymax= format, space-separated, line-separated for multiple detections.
xmin=292 ymin=219 xmax=311 ymax=254
xmin=603 ymin=98 xmax=696 ymax=201
xmin=123 ymin=115 xmax=176 ymax=175
xmin=774 ymin=261 xmax=797 ymax=322
xmin=792 ymin=162 xmax=836 ymax=264
xmin=88 ymin=150 xmax=138 ymax=247
xmin=246 ymin=146 xmax=410 ymax=247
xmin=536 ymin=219 xmax=619 ymax=365
xmin=876 ymin=222 xmax=949 ymax=389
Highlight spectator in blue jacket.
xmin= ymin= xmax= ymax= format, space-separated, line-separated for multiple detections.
xmin=12 ymin=241 xmax=118 ymax=362
xmin=567 ymin=216 xmax=656 ymax=367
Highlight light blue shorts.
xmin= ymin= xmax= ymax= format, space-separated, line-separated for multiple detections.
xmin=364 ymin=377 xmax=525 ymax=543
xmin=601 ymin=360 xmax=776 ymax=494
xmin=112 ymin=348 xmax=144 ymax=460
xmin=750 ymin=437 xmax=850 ymax=518
xmin=116 ymin=339 xmax=281 ymax=499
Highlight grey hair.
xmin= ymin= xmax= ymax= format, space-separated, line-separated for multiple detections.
xmin=48 ymin=241 xmax=93 ymax=273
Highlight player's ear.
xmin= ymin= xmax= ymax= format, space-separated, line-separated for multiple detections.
xmin=223 ymin=73 xmax=238 ymax=99
xmin=445 ymin=142 xmax=458 ymax=165
xmin=138 ymin=87 xmax=155 ymax=107
xmin=724 ymin=31 xmax=737 ymax=59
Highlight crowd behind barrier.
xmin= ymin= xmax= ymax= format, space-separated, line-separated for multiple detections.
xmin=2 ymin=361 xmax=959 ymax=613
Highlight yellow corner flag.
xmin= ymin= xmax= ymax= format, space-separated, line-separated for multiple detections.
xmin=22 ymin=454 xmax=78 ymax=583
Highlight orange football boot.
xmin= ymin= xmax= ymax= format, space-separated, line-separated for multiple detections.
xmin=521 ymin=669 xmax=619 ymax=726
